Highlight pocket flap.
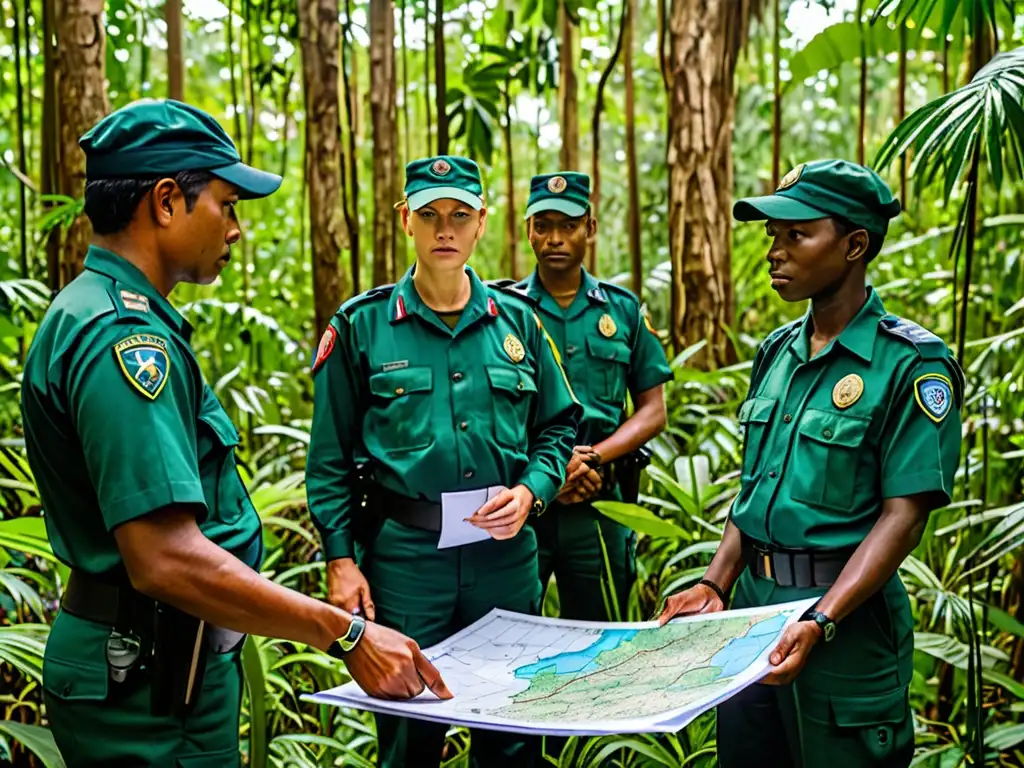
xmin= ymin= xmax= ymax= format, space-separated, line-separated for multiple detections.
xmin=797 ymin=409 xmax=870 ymax=447
xmin=43 ymin=611 xmax=111 ymax=701
xmin=739 ymin=397 xmax=776 ymax=425
xmin=199 ymin=402 xmax=241 ymax=447
xmin=586 ymin=337 xmax=631 ymax=364
xmin=369 ymin=367 xmax=433 ymax=399
xmin=830 ymin=687 xmax=908 ymax=728
xmin=486 ymin=366 xmax=537 ymax=396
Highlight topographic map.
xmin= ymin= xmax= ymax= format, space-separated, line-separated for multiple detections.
xmin=307 ymin=599 xmax=816 ymax=735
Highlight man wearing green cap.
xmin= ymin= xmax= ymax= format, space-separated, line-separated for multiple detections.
xmin=658 ymin=159 xmax=964 ymax=767
xmin=517 ymin=171 xmax=673 ymax=623
xmin=21 ymin=99 xmax=450 ymax=768
xmin=306 ymin=155 xmax=580 ymax=767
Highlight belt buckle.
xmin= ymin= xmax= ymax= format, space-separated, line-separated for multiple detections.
xmin=762 ymin=553 xmax=773 ymax=580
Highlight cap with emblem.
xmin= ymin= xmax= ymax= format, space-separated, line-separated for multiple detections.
xmin=733 ymin=159 xmax=901 ymax=236
xmin=403 ymin=155 xmax=484 ymax=211
xmin=525 ymin=172 xmax=590 ymax=219
xmin=80 ymin=99 xmax=282 ymax=199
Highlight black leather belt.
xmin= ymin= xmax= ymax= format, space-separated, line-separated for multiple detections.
xmin=62 ymin=569 xmax=156 ymax=629
xmin=372 ymin=484 xmax=442 ymax=532
xmin=741 ymin=534 xmax=853 ymax=588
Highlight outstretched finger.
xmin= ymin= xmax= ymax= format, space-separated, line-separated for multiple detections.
xmin=414 ymin=652 xmax=453 ymax=700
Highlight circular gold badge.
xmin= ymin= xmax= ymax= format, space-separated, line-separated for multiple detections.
xmin=431 ymin=159 xmax=451 ymax=176
xmin=832 ymin=374 xmax=864 ymax=409
xmin=598 ymin=313 xmax=617 ymax=338
xmin=547 ymin=175 xmax=568 ymax=193
xmin=504 ymin=333 xmax=525 ymax=363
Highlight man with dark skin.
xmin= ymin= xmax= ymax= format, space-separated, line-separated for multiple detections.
xmin=519 ymin=172 xmax=673 ymax=623
xmin=21 ymin=100 xmax=449 ymax=767
xmin=658 ymin=160 xmax=963 ymax=767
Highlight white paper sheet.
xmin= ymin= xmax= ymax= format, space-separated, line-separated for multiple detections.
xmin=436 ymin=486 xmax=507 ymax=549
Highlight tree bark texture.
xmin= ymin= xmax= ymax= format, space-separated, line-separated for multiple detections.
xmin=558 ymin=1 xmax=579 ymax=170
xmin=298 ymin=0 xmax=349 ymax=338
xmin=370 ymin=0 xmax=398 ymax=286
xmin=341 ymin=1 xmax=360 ymax=293
xmin=42 ymin=0 xmax=60 ymax=291
xmin=56 ymin=0 xmax=109 ymax=288
xmin=166 ymin=0 xmax=184 ymax=101
xmin=434 ymin=0 xmax=448 ymax=154
xmin=666 ymin=0 xmax=755 ymax=366
xmin=624 ymin=0 xmax=641 ymax=297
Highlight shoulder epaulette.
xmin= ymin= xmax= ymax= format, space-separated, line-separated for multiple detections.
xmin=339 ymin=284 xmax=395 ymax=317
xmin=600 ymin=281 xmax=641 ymax=305
xmin=486 ymin=280 xmax=537 ymax=306
xmin=878 ymin=315 xmax=949 ymax=360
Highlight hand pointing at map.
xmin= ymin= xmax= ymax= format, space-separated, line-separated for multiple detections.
xmin=657 ymin=582 xmax=724 ymax=626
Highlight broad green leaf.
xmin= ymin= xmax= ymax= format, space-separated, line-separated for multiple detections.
xmin=0 ymin=722 xmax=66 ymax=768
xmin=591 ymin=501 xmax=689 ymax=539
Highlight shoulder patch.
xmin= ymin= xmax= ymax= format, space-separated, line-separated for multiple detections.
xmin=340 ymin=284 xmax=395 ymax=317
xmin=311 ymin=326 xmax=338 ymax=374
xmin=879 ymin=316 xmax=949 ymax=360
xmin=114 ymin=334 xmax=170 ymax=400
xmin=914 ymin=373 xmax=954 ymax=423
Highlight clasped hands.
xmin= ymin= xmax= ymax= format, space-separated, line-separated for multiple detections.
xmin=555 ymin=445 xmax=604 ymax=505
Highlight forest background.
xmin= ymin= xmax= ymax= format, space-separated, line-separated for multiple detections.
xmin=1 ymin=0 xmax=1024 ymax=765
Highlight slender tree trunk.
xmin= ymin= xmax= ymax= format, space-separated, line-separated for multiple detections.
xmin=370 ymin=0 xmax=398 ymax=286
xmin=400 ymin=0 xmax=410 ymax=164
xmin=166 ymin=0 xmax=184 ymax=101
xmin=898 ymin=22 xmax=907 ymax=203
xmin=12 ymin=0 xmax=28 ymax=278
xmin=857 ymin=0 xmax=866 ymax=165
xmin=298 ymin=0 xmax=349 ymax=338
xmin=666 ymin=0 xmax=754 ymax=365
xmin=657 ymin=0 xmax=670 ymax=92
xmin=625 ymin=0 xmax=641 ymax=296
xmin=55 ymin=0 xmax=109 ymax=287
xmin=942 ymin=36 xmax=950 ymax=94
xmin=558 ymin=1 xmax=579 ymax=170
xmin=242 ymin=0 xmax=257 ymax=164
xmin=227 ymin=0 xmax=244 ymax=146
xmin=279 ymin=71 xmax=293 ymax=178
xmin=434 ymin=0 xmax=448 ymax=154
xmin=42 ymin=0 xmax=60 ymax=291
xmin=502 ymin=40 xmax=518 ymax=278
xmin=424 ymin=0 xmax=432 ymax=155
xmin=341 ymin=0 xmax=360 ymax=292
xmin=771 ymin=0 xmax=780 ymax=187
xmin=25 ymin=0 xmax=34 ymax=166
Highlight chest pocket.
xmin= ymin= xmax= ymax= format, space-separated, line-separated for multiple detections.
xmin=486 ymin=365 xmax=537 ymax=448
xmin=791 ymin=409 xmax=871 ymax=512
xmin=586 ymin=337 xmax=631 ymax=405
xmin=197 ymin=389 xmax=250 ymax=527
xmin=367 ymin=367 xmax=434 ymax=454
xmin=738 ymin=397 xmax=776 ymax=480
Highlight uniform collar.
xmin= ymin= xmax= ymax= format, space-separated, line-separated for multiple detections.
xmin=390 ymin=263 xmax=492 ymax=335
xmin=790 ymin=287 xmax=885 ymax=363
xmin=83 ymin=245 xmax=192 ymax=338
xmin=525 ymin=267 xmax=606 ymax=318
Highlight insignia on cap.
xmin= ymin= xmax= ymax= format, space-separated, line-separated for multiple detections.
xmin=599 ymin=313 xmax=617 ymax=338
xmin=779 ymin=164 xmax=805 ymax=190
xmin=431 ymin=159 xmax=451 ymax=176
xmin=504 ymin=333 xmax=526 ymax=363
xmin=114 ymin=334 xmax=170 ymax=400
xmin=547 ymin=175 xmax=568 ymax=194
xmin=312 ymin=326 xmax=337 ymax=374
xmin=914 ymin=373 xmax=953 ymax=423
xmin=832 ymin=373 xmax=864 ymax=409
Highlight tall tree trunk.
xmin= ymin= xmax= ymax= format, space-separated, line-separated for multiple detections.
xmin=666 ymin=0 xmax=753 ymax=366
xmin=55 ymin=0 xmax=109 ymax=288
xmin=42 ymin=0 xmax=60 ymax=291
xmin=341 ymin=0 xmax=360 ymax=292
xmin=558 ymin=2 xmax=579 ymax=170
xmin=424 ymin=0 xmax=432 ymax=155
xmin=370 ymin=0 xmax=398 ymax=286
xmin=166 ymin=0 xmax=184 ymax=101
xmin=12 ymin=0 xmax=28 ymax=278
xmin=227 ymin=0 xmax=244 ymax=146
xmin=434 ymin=0 xmax=448 ymax=154
xmin=625 ymin=0 xmax=641 ymax=296
xmin=898 ymin=21 xmax=907 ymax=203
xmin=771 ymin=0 xmax=780 ymax=187
xmin=400 ymin=0 xmax=410 ymax=164
xmin=298 ymin=0 xmax=349 ymax=338
xmin=857 ymin=0 xmax=866 ymax=165
xmin=242 ymin=0 xmax=257 ymax=164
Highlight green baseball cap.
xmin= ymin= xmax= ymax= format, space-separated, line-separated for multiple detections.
xmin=525 ymin=172 xmax=590 ymax=219
xmin=404 ymin=155 xmax=484 ymax=211
xmin=80 ymin=99 xmax=282 ymax=200
xmin=734 ymin=159 xmax=901 ymax=235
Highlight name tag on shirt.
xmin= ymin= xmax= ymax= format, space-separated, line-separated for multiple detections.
xmin=437 ymin=486 xmax=507 ymax=549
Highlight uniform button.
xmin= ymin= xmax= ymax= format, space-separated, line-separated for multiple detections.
xmin=783 ymin=414 xmax=792 ymax=423
xmin=464 ymin=470 xmax=475 ymax=479
xmin=877 ymin=728 xmax=889 ymax=745
xmin=517 ymin=382 xmax=525 ymax=391
xmin=768 ymin=470 xmax=777 ymax=479
xmin=823 ymin=428 xmax=833 ymax=439
xmin=459 ymin=421 xmax=468 ymax=431
xmin=567 ymin=344 xmax=577 ymax=355
xmin=63 ymin=683 xmax=72 ymax=696
xmin=452 ymin=372 xmax=463 ymax=382
xmin=395 ymin=387 xmax=406 ymax=395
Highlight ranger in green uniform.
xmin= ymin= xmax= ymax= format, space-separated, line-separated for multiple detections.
xmin=20 ymin=100 xmax=450 ymax=768
xmin=518 ymin=172 xmax=673 ymax=621
xmin=305 ymin=156 xmax=581 ymax=768
xmin=658 ymin=160 xmax=964 ymax=767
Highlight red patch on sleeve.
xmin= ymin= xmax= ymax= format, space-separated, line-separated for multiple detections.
xmin=312 ymin=326 xmax=337 ymax=373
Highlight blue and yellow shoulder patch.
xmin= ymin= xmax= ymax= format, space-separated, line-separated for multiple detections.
xmin=914 ymin=373 xmax=954 ymax=423
xmin=114 ymin=334 xmax=170 ymax=400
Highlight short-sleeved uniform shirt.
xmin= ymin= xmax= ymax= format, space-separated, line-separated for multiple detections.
xmin=20 ymin=246 xmax=262 ymax=576
xmin=731 ymin=288 xmax=963 ymax=550
xmin=305 ymin=266 xmax=582 ymax=561
xmin=518 ymin=269 xmax=673 ymax=446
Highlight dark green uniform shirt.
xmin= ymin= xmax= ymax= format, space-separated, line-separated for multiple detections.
xmin=20 ymin=246 xmax=262 ymax=575
xmin=306 ymin=266 xmax=582 ymax=561
xmin=732 ymin=288 xmax=963 ymax=550
xmin=518 ymin=269 xmax=673 ymax=446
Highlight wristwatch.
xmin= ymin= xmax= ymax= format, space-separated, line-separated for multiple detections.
xmin=327 ymin=615 xmax=367 ymax=658
xmin=803 ymin=609 xmax=836 ymax=643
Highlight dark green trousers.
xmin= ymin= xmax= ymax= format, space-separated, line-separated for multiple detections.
xmin=363 ymin=519 xmax=542 ymax=768
xmin=533 ymin=501 xmax=636 ymax=621
xmin=43 ymin=610 xmax=243 ymax=768
xmin=717 ymin=569 xmax=915 ymax=768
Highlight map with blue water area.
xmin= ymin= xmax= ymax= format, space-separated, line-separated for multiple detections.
xmin=308 ymin=599 xmax=816 ymax=736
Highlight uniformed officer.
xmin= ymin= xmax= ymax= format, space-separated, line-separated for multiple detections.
xmin=519 ymin=172 xmax=673 ymax=622
xmin=658 ymin=160 xmax=964 ymax=767
xmin=20 ymin=99 xmax=450 ymax=768
xmin=305 ymin=155 xmax=581 ymax=768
